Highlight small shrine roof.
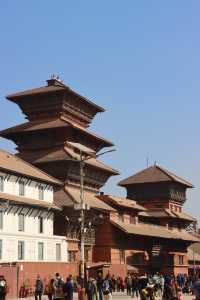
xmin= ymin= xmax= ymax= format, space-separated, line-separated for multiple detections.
xmin=0 ymin=149 xmax=62 ymax=185
xmin=0 ymin=192 xmax=61 ymax=210
xmin=6 ymin=80 xmax=105 ymax=113
xmin=111 ymin=220 xmax=199 ymax=242
xmin=97 ymin=194 xmax=146 ymax=211
xmin=118 ymin=165 xmax=193 ymax=188
xmin=64 ymin=186 xmax=116 ymax=211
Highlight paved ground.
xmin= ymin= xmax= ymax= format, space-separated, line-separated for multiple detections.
xmin=112 ymin=292 xmax=194 ymax=299
xmin=13 ymin=293 xmax=194 ymax=300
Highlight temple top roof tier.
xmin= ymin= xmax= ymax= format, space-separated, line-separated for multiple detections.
xmin=6 ymin=77 xmax=105 ymax=127
xmin=119 ymin=165 xmax=193 ymax=188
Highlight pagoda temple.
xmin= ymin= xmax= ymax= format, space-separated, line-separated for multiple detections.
xmin=94 ymin=165 xmax=198 ymax=276
xmin=0 ymin=76 xmax=119 ymax=266
xmin=0 ymin=77 xmax=198 ymax=277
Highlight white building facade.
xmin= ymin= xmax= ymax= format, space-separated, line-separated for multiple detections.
xmin=0 ymin=150 xmax=68 ymax=263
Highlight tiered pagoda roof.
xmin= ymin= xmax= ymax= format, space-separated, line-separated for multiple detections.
xmin=119 ymin=165 xmax=193 ymax=188
xmin=0 ymin=77 xmax=119 ymax=210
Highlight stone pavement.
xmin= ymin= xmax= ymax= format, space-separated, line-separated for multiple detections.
xmin=112 ymin=292 xmax=194 ymax=299
xmin=12 ymin=293 xmax=194 ymax=300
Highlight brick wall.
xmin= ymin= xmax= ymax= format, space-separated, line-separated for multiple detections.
xmin=0 ymin=262 xmax=79 ymax=298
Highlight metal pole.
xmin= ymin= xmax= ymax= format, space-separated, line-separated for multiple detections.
xmin=80 ymin=152 xmax=85 ymax=287
xmin=78 ymin=148 xmax=115 ymax=286
xmin=193 ymin=248 xmax=196 ymax=276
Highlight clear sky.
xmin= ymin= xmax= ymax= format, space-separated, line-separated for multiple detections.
xmin=0 ymin=1 xmax=200 ymax=219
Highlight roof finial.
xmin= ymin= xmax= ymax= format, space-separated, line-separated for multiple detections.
xmin=146 ymin=155 xmax=149 ymax=168
xmin=47 ymin=74 xmax=65 ymax=86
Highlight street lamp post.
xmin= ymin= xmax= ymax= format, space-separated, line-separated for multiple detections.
xmin=78 ymin=148 xmax=115 ymax=287
xmin=80 ymin=153 xmax=85 ymax=285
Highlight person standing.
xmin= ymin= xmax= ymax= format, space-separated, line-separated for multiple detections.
xmin=132 ymin=275 xmax=139 ymax=298
xmin=63 ymin=276 xmax=74 ymax=300
xmin=126 ymin=274 xmax=132 ymax=296
xmin=0 ymin=276 xmax=7 ymax=300
xmin=193 ymin=274 xmax=200 ymax=300
xmin=47 ymin=279 xmax=54 ymax=300
xmin=35 ymin=275 xmax=44 ymax=300
xmin=159 ymin=275 xmax=164 ymax=297
xmin=103 ymin=276 xmax=112 ymax=300
xmin=96 ymin=273 xmax=104 ymax=300
xmin=85 ymin=278 xmax=98 ymax=300
xmin=53 ymin=273 xmax=64 ymax=300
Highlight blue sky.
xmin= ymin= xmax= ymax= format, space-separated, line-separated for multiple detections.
xmin=0 ymin=1 xmax=200 ymax=218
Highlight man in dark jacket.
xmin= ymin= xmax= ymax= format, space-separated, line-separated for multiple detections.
xmin=35 ymin=275 xmax=43 ymax=300
xmin=0 ymin=276 xmax=7 ymax=300
xmin=63 ymin=275 xmax=74 ymax=300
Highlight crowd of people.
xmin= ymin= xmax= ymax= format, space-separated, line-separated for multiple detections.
xmin=33 ymin=271 xmax=200 ymax=300
xmin=1 ymin=271 xmax=200 ymax=300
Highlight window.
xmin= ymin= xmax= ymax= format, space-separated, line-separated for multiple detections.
xmin=56 ymin=243 xmax=61 ymax=261
xmin=179 ymin=255 xmax=184 ymax=265
xmin=38 ymin=186 xmax=44 ymax=200
xmin=0 ymin=211 xmax=3 ymax=230
xmin=38 ymin=242 xmax=44 ymax=260
xmin=18 ymin=241 xmax=25 ymax=260
xmin=119 ymin=249 xmax=125 ymax=264
xmin=118 ymin=213 xmax=124 ymax=222
xmin=0 ymin=177 xmax=4 ymax=192
xmin=0 ymin=240 xmax=2 ymax=259
xmin=85 ymin=248 xmax=90 ymax=262
xmin=19 ymin=181 xmax=25 ymax=196
xmin=68 ymin=251 xmax=76 ymax=263
xmin=130 ymin=215 xmax=137 ymax=224
xmin=38 ymin=217 xmax=44 ymax=234
xmin=18 ymin=214 xmax=25 ymax=232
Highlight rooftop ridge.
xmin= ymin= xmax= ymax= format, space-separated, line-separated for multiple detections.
xmin=118 ymin=164 xmax=193 ymax=188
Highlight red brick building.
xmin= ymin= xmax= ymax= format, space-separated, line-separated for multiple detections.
xmin=94 ymin=165 xmax=198 ymax=277
xmin=0 ymin=77 xmax=198 ymax=282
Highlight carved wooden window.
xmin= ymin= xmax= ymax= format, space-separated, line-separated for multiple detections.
xmin=130 ymin=215 xmax=137 ymax=224
xmin=68 ymin=251 xmax=76 ymax=263
xmin=118 ymin=213 xmax=124 ymax=222
xmin=119 ymin=249 xmax=125 ymax=264
xmin=179 ymin=255 xmax=184 ymax=265
xmin=85 ymin=248 xmax=90 ymax=262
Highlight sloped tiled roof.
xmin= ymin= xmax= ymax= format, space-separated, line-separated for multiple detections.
xmin=65 ymin=186 xmax=115 ymax=211
xmin=111 ymin=220 xmax=199 ymax=242
xmin=65 ymin=144 xmax=119 ymax=175
xmin=139 ymin=209 xmax=196 ymax=222
xmin=6 ymin=81 xmax=105 ymax=113
xmin=119 ymin=165 xmax=193 ymax=188
xmin=97 ymin=194 xmax=146 ymax=211
xmin=0 ymin=149 xmax=62 ymax=185
xmin=0 ymin=117 xmax=113 ymax=147
xmin=0 ymin=192 xmax=60 ymax=210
